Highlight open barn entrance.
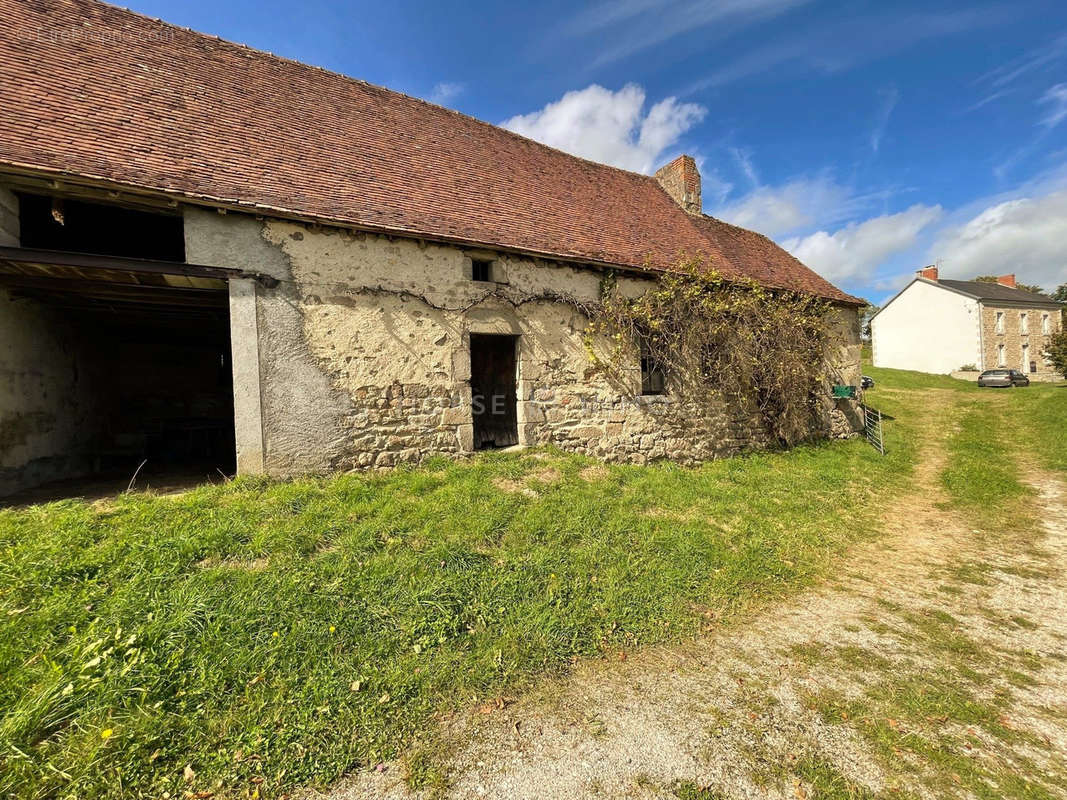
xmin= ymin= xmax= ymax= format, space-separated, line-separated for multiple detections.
xmin=0 ymin=193 xmax=236 ymax=501
xmin=470 ymin=334 xmax=518 ymax=450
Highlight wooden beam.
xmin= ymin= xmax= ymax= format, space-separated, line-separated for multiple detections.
xmin=0 ymin=273 xmax=227 ymax=303
xmin=0 ymin=246 xmax=241 ymax=281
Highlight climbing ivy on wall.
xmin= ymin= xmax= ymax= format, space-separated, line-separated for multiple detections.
xmin=585 ymin=259 xmax=835 ymax=447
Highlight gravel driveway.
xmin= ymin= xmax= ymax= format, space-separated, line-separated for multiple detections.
xmin=304 ymin=412 xmax=1067 ymax=800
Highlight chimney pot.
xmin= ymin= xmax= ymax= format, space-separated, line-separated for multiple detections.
xmin=996 ymin=274 xmax=1016 ymax=288
xmin=918 ymin=265 xmax=938 ymax=281
xmin=654 ymin=154 xmax=701 ymax=215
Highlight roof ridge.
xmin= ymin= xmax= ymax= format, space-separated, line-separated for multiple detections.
xmin=938 ymin=277 xmax=1059 ymax=302
xmin=97 ymin=0 xmax=671 ymax=186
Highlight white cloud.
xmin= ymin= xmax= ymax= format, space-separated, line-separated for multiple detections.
xmin=730 ymin=147 xmax=759 ymax=186
xmin=931 ymin=190 xmax=1067 ymax=290
xmin=563 ymin=0 xmax=810 ymax=68
xmin=713 ymin=175 xmax=891 ymax=238
xmin=427 ymin=82 xmax=465 ymax=106
xmin=978 ymin=32 xmax=1067 ymax=90
xmin=1039 ymin=83 xmax=1067 ymax=129
xmin=683 ymin=8 xmax=1004 ymax=94
xmin=870 ymin=87 xmax=899 ymax=152
xmin=501 ymin=84 xmax=706 ymax=174
xmin=781 ymin=205 xmax=943 ymax=283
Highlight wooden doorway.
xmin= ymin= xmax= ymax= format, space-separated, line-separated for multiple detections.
xmin=470 ymin=334 xmax=518 ymax=449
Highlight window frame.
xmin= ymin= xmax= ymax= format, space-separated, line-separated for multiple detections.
xmin=470 ymin=258 xmax=493 ymax=283
xmin=639 ymin=347 xmax=666 ymax=396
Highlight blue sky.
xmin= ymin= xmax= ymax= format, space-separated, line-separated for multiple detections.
xmin=123 ymin=0 xmax=1067 ymax=302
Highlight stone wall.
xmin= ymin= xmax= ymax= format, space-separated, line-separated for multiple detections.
xmin=0 ymin=189 xmax=93 ymax=497
xmin=0 ymin=289 xmax=100 ymax=495
xmin=980 ymin=304 xmax=1062 ymax=377
xmin=185 ymin=209 xmax=863 ymax=476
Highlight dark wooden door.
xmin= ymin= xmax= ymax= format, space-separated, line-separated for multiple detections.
xmin=470 ymin=334 xmax=518 ymax=449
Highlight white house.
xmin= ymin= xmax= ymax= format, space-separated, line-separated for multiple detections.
xmin=871 ymin=267 xmax=1064 ymax=377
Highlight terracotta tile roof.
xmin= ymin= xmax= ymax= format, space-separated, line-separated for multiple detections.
xmin=0 ymin=0 xmax=860 ymax=304
xmin=691 ymin=216 xmax=864 ymax=303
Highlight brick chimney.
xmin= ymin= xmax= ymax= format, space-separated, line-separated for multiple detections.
xmin=917 ymin=265 xmax=938 ymax=281
xmin=654 ymin=154 xmax=701 ymax=215
xmin=996 ymin=274 xmax=1016 ymax=288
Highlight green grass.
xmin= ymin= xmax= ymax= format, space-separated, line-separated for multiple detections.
xmin=940 ymin=396 xmax=1031 ymax=529
xmin=0 ymin=439 xmax=903 ymax=798
xmin=1 ymin=366 xmax=1064 ymax=799
xmin=1015 ymin=386 xmax=1067 ymax=476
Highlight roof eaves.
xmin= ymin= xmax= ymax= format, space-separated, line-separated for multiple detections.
xmin=0 ymin=161 xmax=676 ymax=277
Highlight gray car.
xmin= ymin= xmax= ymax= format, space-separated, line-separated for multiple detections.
xmin=977 ymin=369 xmax=1030 ymax=388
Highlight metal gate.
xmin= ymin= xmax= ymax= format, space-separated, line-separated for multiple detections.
xmin=861 ymin=404 xmax=885 ymax=455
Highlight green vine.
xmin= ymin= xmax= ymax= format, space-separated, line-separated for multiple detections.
xmin=585 ymin=258 xmax=836 ymax=446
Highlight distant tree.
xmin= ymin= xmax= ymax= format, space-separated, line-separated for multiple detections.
xmin=1052 ymin=283 xmax=1067 ymax=303
xmin=1018 ymin=283 xmax=1046 ymax=294
xmin=857 ymin=302 xmax=878 ymax=341
xmin=973 ymin=275 xmax=1046 ymax=294
xmin=1043 ymin=329 xmax=1067 ymax=381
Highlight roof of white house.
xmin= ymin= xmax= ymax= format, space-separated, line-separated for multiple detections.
xmin=934 ymin=279 xmax=1064 ymax=307
xmin=874 ymin=277 xmax=1064 ymax=319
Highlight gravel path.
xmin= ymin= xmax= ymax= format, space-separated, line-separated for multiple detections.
xmin=304 ymin=415 xmax=1067 ymax=800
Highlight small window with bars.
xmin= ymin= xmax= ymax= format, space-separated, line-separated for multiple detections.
xmin=471 ymin=259 xmax=493 ymax=282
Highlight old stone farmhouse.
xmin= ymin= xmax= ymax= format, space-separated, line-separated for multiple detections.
xmin=871 ymin=266 xmax=1064 ymax=378
xmin=0 ymin=0 xmax=863 ymax=497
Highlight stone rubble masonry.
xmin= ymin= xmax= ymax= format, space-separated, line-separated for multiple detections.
xmin=654 ymin=155 xmax=702 ymax=215
xmin=980 ymin=303 xmax=1062 ymax=378
xmin=185 ymin=208 xmax=863 ymax=477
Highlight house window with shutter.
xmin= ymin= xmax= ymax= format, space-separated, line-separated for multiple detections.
xmin=1020 ymin=312 xmax=1028 ymax=335
xmin=995 ymin=311 xmax=1004 ymax=334
xmin=998 ymin=343 xmax=1006 ymax=367
xmin=1043 ymin=313 xmax=1051 ymax=335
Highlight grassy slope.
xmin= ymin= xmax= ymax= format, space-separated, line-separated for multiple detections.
xmin=1 ymin=370 xmax=1063 ymax=798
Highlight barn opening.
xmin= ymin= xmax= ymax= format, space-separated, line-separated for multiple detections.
xmin=469 ymin=334 xmax=518 ymax=450
xmin=0 ymin=193 xmax=235 ymax=501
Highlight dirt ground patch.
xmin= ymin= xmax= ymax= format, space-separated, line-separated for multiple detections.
xmin=196 ymin=555 xmax=270 ymax=571
xmin=579 ymin=465 xmax=609 ymax=482
xmin=491 ymin=467 xmax=562 ymax=497
xmin=304 ymin=407 xmax=1067 ymax=800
